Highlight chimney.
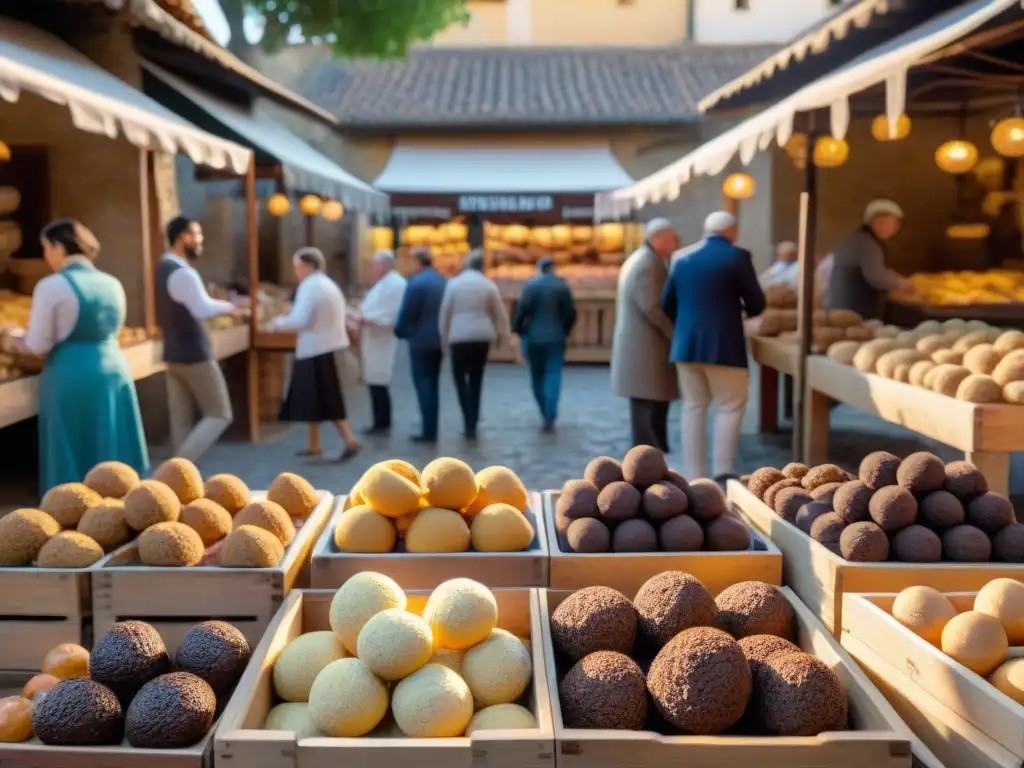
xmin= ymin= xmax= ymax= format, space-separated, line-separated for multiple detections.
xmin=507 ymin=0 xmax=532 ymax=44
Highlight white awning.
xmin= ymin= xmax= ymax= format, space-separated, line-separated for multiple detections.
xmin=597 ymin=0 xmax=1020 ymax=220
xmin=144 ymin=63 xmax=389 ymax=216
xmin=374 ymin=142 xmax=634 ymax=194
xmin=0 ymin=17 xmax=250 ymax=174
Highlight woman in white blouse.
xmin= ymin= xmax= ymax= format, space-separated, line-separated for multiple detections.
xmin=272 ymin=247 xmax=360 ymax=461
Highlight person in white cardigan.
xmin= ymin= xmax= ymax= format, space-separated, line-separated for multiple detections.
xmin=439 ymin=250 xmax=510 ymax=440
xmin=359 ymin=250 xmax=407 ymax=434
xmin=272 ymin=247 xmax=359 ymax=461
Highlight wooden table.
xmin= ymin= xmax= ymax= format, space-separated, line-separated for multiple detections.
xmin=804 ymin=355 xmax=1024 ymax=496
xmin=749 ymin=335 xmax=798 ymax=433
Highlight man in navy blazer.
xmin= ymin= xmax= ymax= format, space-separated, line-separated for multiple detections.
xmin=662 ymin=211 xmax=766 ymax=480
xmin=395 ymin=248 xmax=448 ymax=443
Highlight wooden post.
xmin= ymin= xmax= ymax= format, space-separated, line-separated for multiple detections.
xmin=793 ymin=136 xmax=819 ymax=463
xmin=139 ymin=149 xmax=157 ymax=330
xmin=304 ymin=213 xmax=315 ymax=248
xmin=245 ymin=156 xmax=260 ymax=443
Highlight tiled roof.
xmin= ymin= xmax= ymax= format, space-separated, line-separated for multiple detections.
xmin=300 ymin=44 xmax=780 ymax=130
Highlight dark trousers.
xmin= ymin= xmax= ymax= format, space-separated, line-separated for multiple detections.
xmin=409 ymin=348 xmax=443 ymax=439
xmin=368 ymin=384 xmax=391 ymax=429
xmin=630 ymin=398 xmax=670 ymax=453
xmin=525 ymin=341 xmax=565 ymax=424
xmin=450 ymin=341 xmax=490 ymax=433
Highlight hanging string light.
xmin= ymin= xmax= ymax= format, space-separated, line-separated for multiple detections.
xmin=991 ymin=115 xmax=1024 ymax=158
xmin=871 ymin=114 xmax=911 ymax=142
xmin=784 ymin=133 xmax=808 ymax=168
xmin=722 ymin=172 xmax=756 ymax=200
xmin=321 ymin=200 xmax=345 ymax=221
xmin=813 ymin=137 xmax=850 ymax=168
xmin=267 ymin=193 xmax=291 ymax=217
xmin=935 ymin=140 xmax=980 ymax=174
xmin=299 ymin=195 xmax=323 ymax=216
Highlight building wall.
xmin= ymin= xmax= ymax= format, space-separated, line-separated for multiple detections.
xmin=529 ymin=0 xmax=688 ymax=46
xmin=694 ymin=0 xmax=843 ymax=44
xmin=432 ymin=0 xmax=510 ymax=45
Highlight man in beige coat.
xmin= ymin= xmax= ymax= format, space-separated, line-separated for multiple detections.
xmin=611 ymin=218 xmax=680 ymax=452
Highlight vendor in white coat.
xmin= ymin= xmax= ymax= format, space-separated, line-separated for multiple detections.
xmin=360 ymin=250 xmax=407 ymax=434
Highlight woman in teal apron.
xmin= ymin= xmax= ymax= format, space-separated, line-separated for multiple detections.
xmin=22 ymin=219 xmax=148 ymax=495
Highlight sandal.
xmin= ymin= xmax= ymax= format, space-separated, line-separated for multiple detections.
xmin=335 ymin=445 xmax=360 ymax=463
xmin=296 ymin=449 xmax=322 ymax=457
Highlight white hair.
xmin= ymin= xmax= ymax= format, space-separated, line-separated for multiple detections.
xmin=776 ymin=240 xmax=797 ymax=256
xmin=704 ymin=211 xmax=737 ymax=236
xmin=372 ymin=249 xmax=395 ymax=267
xmin=644 ymin=218 xmax=674 ymax=240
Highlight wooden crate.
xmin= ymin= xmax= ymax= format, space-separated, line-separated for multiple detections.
xmin=92 ymin=492 xmax=333 ymax=656
xmin=539 ymin=587 xmax=917 ymax=768
xmin=0 ymin=669 xmax=215 ymax=768
xmin=312 ymin=492 xmax=549 ymax=589
xmin=542 ymin=491 xmax=782 ymax=597
xmin=216 ymin=588 xmax=555 ymax=768
xmin=728 ymin=479 xmax=1024 ymax=636
xmin=842 ymin=592 xmax=1024 ymax=768
xmin=0 ymin=567 xmax=91 ymax=671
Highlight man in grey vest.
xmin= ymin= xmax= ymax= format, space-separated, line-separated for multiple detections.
xmin=156 ymin=216 xmax=236 ymax=461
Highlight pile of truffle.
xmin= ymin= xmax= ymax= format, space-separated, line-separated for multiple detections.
xmin=748 ymin=453 xmax=1024 ymax=563
xmin=5 ymin=620 xmax=250 ymax=747
xmin=551 ymin=571 xmax=847 ymax=736
xmin=263 ymin=572 xmax=538 ymax=739
xmin=336 ymin=459 xmax=535 ymax=554
xmin=555 ymin=446 xmax=753 ymax=553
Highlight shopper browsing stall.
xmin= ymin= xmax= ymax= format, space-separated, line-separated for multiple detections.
xmin=359 ymin=250 xmax=407 ymax=435
xmin=758 ymin=241 xmax=799 ymax=289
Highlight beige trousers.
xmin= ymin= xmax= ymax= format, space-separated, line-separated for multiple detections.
xmin=676 ymin=363 xmax=749 ymax=480
xmin=166 ymin=360 xmax=233 ymax=462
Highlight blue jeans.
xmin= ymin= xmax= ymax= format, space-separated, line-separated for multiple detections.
xmin=524 ymin=341 xmax=565 ymax=424
xmin=409 ymin=348 xmax=443 ymax=439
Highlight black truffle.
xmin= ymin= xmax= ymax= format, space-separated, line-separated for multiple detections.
xmin=839 ymin=522 xmax=889 ymax=562
xmin=634 ymin=571 xmax=718 ymax=646
xmin=715 ymin=581 xmax=794 ymax=639
xmin=583 ymin=457 xmax=623 ymax=491
xmin=757 ymin=652 xmax=848 ymax=736
xmin=556 ymin=480 xmax=599 ymax=524
xmin=612 ymin=518 xmax=657 ymax=552
xmin=748 ymin=467 xmax=785 ymax=500
xmin=833 ymin=480 xmax=873 ymax=524
xmin=175 ymin=621 xmax=251 ymax=696
xmin=891 ymin=525 xmax=941 ymax=563
xmin=550 ymin=586 xmax=637 ymax=660
xmin=559 ymin=651 xmax=647 ymax=730
xmin=810 ymin=513 xmax=846 ymax=555
xmin=918 ymin=490 xmax=965 ymax=531
xmin=942 ymin=524 xmax=992 ymax=562
xmin=642 ymin=483 xmax=688 ymax=522
xmin=944 ymin=460 xmax=989 ymax=501
xmin=897 ymin=452 xmax=946 ymax=495
xmin=993 ymin=523 xmax=1024 ymax=563
xmin=597 ymin=481 xmax=641 ymax=522
xmin=782 ymin=463 xmax=810 ymax=480
xmin=966 ymin=492 xmax=1016 ymax=535
xmin=566 ymin=517 xmax=610 ymax=553
xmin=687 ymin=479 xmax=727 ymax=522
xmin=89 ymin=620 xmax=171 ymax=706
xmin=32 ymin=678 xmax=124 ymax=746
xmin=774 ymin=487 xmax=811 ymax=524
xmin=737 ymin=634 xmax=801 ymax=681
xmin=795 ymin=500 xmax=833 ymax=534
xmin=125 ymin=672 xmax=216 ymax=748
xmin=764 ymin=478 xmax=801 ymax=509
xmin=801 ymin=465 xmax=850 ymax=491
xmin=810 ymin=482 xmax=842 ymax=504
xmin=704 ymin=516 xmax=752 ymax=551
xmin=859 ymin=451 xmax=901 ymax=490
xmin=659 ymin=515 xmax=704 ymax=552
xmin=621 ymin=445 xmax=667 ymax=489
xmin=646 ymin=627 xmax=751 ymax=734
xmin=868 ymin=486 xmax=918 ymax=533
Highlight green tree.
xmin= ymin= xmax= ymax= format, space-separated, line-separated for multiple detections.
xmin=223 ymin=0 xmax=470 ymax=59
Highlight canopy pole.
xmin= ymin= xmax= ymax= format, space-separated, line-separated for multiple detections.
xmin=245 ymin=155 xmax=260 ymax=444
xmin=793 ymin=127 xmax=819 ymax=464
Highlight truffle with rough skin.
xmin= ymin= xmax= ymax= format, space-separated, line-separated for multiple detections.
xmin=203 ymin=474 xmax=250 ymax=515
xmin=597 ymin=482 xmax=641 ymax=522
xmin=859 ymin=452 xmax=900 ymax=490
xmin=268 ymin=472 xmax=319 ymax=518
xmin=32 ymin=677 xmax=124 ymax=746
xmin=943 ymin=525 xmax=992 ymax=562
xmin=966 ymin=492 xmax=1015 ymax=535
xmin=774 ymin=487 xmax=811 ymax=523
xmin=944 ymin=461 xmax=989 ymax=501
xmin=840 ymin=522 xmax=890 ymax=562
xmin=621 ymin=445 xmax=668 ymax=488
xmin=175 ymin=621 xmax=250 ymax=696
xmin=646 ymin=627 xmax=751 ymax=734
xmin=634 ymin=571 xmax=717 ymax=646
xmin=994 ymin=330 xmax=1024 ymax=355
xmin=810 ymin=482 xmax=842 ymax=504
xmin=153 ymin=458 xmax=204 ymax=505
xmin=124 ymin=480 xmax=180 ymax=532
xmin=738 ymin=634 xmax=801 ymax=681
xmin=782 ymin=463 xmax=810 ymax=480
xmin=612 ymin=518 xmax=657 ymax=552
xmin=994 ymin=523 xmax=1024 ymax=562
xmin=138 ymin=522 xmax=205 ymax=567
xmin=659 ymin=514 xmax=704 ymax=551
xmin=556 ymin=480 xmax=599 ymax=524
xmin=550 ymin=586 xmax=636 ymax=660
xmin=686 ymin=479 xmax=728 ymax=522
xmin=77 ymin=500 xmax=131 ymax=552
xmin=992 ymin=350 xmax=1024 ymax=387
xmin=234 ymin=500 xmax=296 ymax=546
xmin=748 ymin=468 xmax=785 ymax=500
xmin=36 ymin=531 xmax=104 ymax=568
xmin=795 ymin=500 xmax=833 ymax=534
xmin=180 ymin=499 xmax=233 ymax=546
xmin=583 ymin=457 xmax=623 ymax=491
xmin=663 ymin=469 xmax=691 ymax=495
xmin=0 ymin=508 xmax=61 ymax=565
xmin=897 ymin=452 xmax=946 ymax=495
xmin=809 ymin=513 xmax=845 ymax=555
xmin=715 ymin=582 xmax=794 ymax=640
xmin=125 ymin=672 xmax=215 ymax=748
xmin=918 ymin=490 xmax=965 ymax=531
xmin=219 ymin=525 xmax=285 ymax=567
xmin=566 ymin=518 xmax=610 ymax=553
xmin=41 ymin=483 xmax=102 ymax=527
xmin=891 ymin=525 xmax=942 ymax=562
xmin=559 ymin=651 xmax=647 ymax=730
xmin=705 ymin=515 xmax=752 ymax=551
xmin=642 ymin=483 xmax=688 ymax=522
xmin=801 ymin=465 xmax=849 ymax=491
xmin=868 ymin=486 xmax=918 ymax=533
xmin=757 ymin=652 xmax=848 ymax=736
xmin=89 ymin=620 xmax=170 ymax=706
xmin=763 ymin=478 xmax=801 ymax=509
xmin=84 ymin=462 xmax=139 ymax=499
xmin=833 ymin=481 xmax=873 ymax=524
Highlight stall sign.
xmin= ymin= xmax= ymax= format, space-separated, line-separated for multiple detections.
xmin=393 ymin=206 xmax=453 ymax=220
xmin=562 ymin=206 xmax=595 ymax=219
xmin=458 ymin=195 xmax=555 ymax=213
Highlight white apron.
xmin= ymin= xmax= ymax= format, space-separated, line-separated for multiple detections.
xmin=360 ymin=270 xmax=406 ymax=386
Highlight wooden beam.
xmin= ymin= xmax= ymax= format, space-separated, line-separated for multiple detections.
xmin=244 ymin=155 xmax=260 ymax=443
xmin=792 ymin=140 xmax=819 ymax=463
xmin=139 ymin=149 xmax=158 ymax=330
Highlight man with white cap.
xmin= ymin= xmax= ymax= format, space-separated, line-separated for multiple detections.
xmin=826 ymin=199 xmax=911 ymax=320
xmin=662 ymin=211 xmax=765 ymax=481
xmin=611 ymin=217 xmax=679 ymax=452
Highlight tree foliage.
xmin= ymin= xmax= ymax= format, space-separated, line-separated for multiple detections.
xmin=247 ymin=0 xmax=471 ymax=58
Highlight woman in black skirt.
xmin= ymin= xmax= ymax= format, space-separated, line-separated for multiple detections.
xmin=271 ymin=247 xmax=360 ymax=461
